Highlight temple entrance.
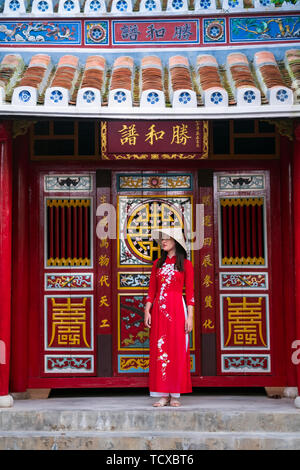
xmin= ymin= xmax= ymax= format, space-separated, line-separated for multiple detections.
xmin=28 ymin=166 xmax=284 ymax=388
xmin=111 ymin=171 xmax=198 ymax=378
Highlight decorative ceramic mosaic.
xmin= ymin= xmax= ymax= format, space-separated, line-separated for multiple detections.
xmin=45 ymin=355 xmax=94 ymax=373
xmin=0 ymin=15 xmax=299 ymax=47
xmin=117 ymin=174 xmax=193 ymax=191
xmin=44 ymin=175 xmax=93 ymax=192
xmin=118 ymin=272 xmax=150 ymax=289
xmin=221 ymin=354 xmax=271 ymax=373
xmin=230 ymin=15 xmax=300 ymax=43
xmin=217 ymin=174 xmax=265 ymax=191
xmin=0 ymin=21 xmax=81 ymax=45
xmin=220 ymin=273 xmax=268 ymax=290
xmin=45 ymin=273 xmax=93 ymax=290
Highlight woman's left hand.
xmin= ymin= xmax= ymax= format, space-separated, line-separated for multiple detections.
xmin=185 ymin=315 xmax=193 ymax=334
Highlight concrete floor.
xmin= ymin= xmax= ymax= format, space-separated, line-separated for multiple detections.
xmin=1 ymin=388 xmax=300 ymax=450
xmin=7 ymin=387 xmax=299 ymax=412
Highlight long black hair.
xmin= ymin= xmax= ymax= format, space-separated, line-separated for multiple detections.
xmin=156 ymin=240 xmax=187 ymax=272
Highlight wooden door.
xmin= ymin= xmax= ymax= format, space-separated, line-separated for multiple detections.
xmin=34 ymin=171 xmax=97 ymax=378
xmin=28 ymin=166 xmax=284 ymax=388
xmin=213 ymin=171 xmax=277 ymax=378
xmin=111 ymin=170 xmax=200 ymax=380
xmin=196 ymin=168 xmax=284 ymax=384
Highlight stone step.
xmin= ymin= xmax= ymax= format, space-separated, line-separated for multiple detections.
xmin=1 ymin=394 xmax=300 ymax=450
xmin=1 ymin=408 xmax=300 ymax=433
xmin=1 ymin=430 xmax=300 ymax=450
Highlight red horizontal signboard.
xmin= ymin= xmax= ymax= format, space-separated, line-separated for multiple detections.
xmin=112 ymin=19 xmax=200 ymax=45
xmin=101 ymin=120 xmax=208 ymax=160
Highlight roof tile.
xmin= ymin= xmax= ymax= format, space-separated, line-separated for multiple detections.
xmin=0 ymin=50 xmax=298 ymax=111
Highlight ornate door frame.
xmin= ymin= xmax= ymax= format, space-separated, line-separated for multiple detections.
xmin=111 ymin=170 xmax=200 ymax=379
xmin=214 ymin=171 xmax=274 ymax=377
xmin=26 ymin=162 xmax=286 ymax=389
xmin=31 ymin=170 xmax=97 ymax=379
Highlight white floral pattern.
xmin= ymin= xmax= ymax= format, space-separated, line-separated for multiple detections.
xmin=147 ymin=256 xmax=194 ymax=395
xmin=157 ymin=335 xmax=170 ymax=380
xmin=157 ymin=263 xmax=177 ymax=321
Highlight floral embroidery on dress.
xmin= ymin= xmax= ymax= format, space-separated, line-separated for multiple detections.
xmin=157 ymin=335 xmax=170 ymax=381
xmin=147 ymin=256 xmax=194 ymax=395
xmin=157 ymin=263 xmax=176 ymax=321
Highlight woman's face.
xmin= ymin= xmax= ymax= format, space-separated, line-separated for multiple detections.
xmin=161 ymin=236 xmax=175 ymax=253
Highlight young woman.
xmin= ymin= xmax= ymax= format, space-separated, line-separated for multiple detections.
xmin=144 ymin=227 xmax=194 ymax=407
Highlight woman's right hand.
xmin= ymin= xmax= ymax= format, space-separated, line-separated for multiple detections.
xmin=144 ymin=310 xmax=151 ymax=328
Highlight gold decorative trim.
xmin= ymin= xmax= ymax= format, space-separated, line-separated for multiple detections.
xmin=101 ymin=120 xmax=108 ymax=158
xmin=12 ymin=120 xmax=35 ymax=139
xmin=203 ymin=120 xmax=209 ymax=158
xmin=47 ymin=257 xmax=91 ymax=266
xmin=222 ymin=256 xmax=265 ymax=266
xmin=47 ymin=199 xmax=91 ymax=208
xmin=220 ymin=197 xmax=264 ymax=207
xmin=100 ymin=120 xmax=209 ymax=159
xmin=119 ymin=356 xmax=149 ymax=371
xmin=263 ymin=119 xmax=294 ymax=141
xmin=111 ymin=153 xmax=201 ymax=160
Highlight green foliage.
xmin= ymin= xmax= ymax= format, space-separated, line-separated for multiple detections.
xmin=271 ymin=0 xmax=298 ymax=4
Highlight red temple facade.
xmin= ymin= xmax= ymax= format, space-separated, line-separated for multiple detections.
xmin=0 ymin=1 xmax=300 ymax=407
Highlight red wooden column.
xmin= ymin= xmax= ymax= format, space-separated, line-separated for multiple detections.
xmin=0 ymin=122 xmax=13 ymax=407
xmin=10 ymin=132 xmax=30 ymax=394
xmin=293 ymin=123 xmax=300 ymax=408
xmin=279 ymin=136 xmax=297 ymax=392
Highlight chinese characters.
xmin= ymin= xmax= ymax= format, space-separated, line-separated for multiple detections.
xmin=116 ymin=21 xmax=198 ymax=44
xmin=224 ymin=296 xmax=267 ymax=348
xmin=47 ymin=297 xmax=91 ymax=349
xmin=118 ymin=124 xmax=139 ymax=146
xmin=200 ymin=190 xmax=216 ymax=333
xmin=102 ymin=120 xmax=207 ymax=160
xmin=118 ymin=123 xmax=192 ymax=147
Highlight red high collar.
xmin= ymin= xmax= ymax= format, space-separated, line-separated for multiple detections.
xmin=165 ymin=255 xmax=176 ymax=262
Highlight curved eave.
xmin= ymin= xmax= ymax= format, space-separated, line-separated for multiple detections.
xmin=1 ymin=103 xmax=300 ymax=119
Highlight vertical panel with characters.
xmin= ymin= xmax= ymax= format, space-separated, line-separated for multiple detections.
xmin=198 ymin=170 xmax=217 ymax=376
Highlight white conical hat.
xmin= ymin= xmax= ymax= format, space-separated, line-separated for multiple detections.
xmin=151 ymin=226 xmax=187 ymax=253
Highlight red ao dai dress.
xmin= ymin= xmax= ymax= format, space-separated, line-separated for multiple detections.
xmin=145 ymin=255 xmax=195 ymax=396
